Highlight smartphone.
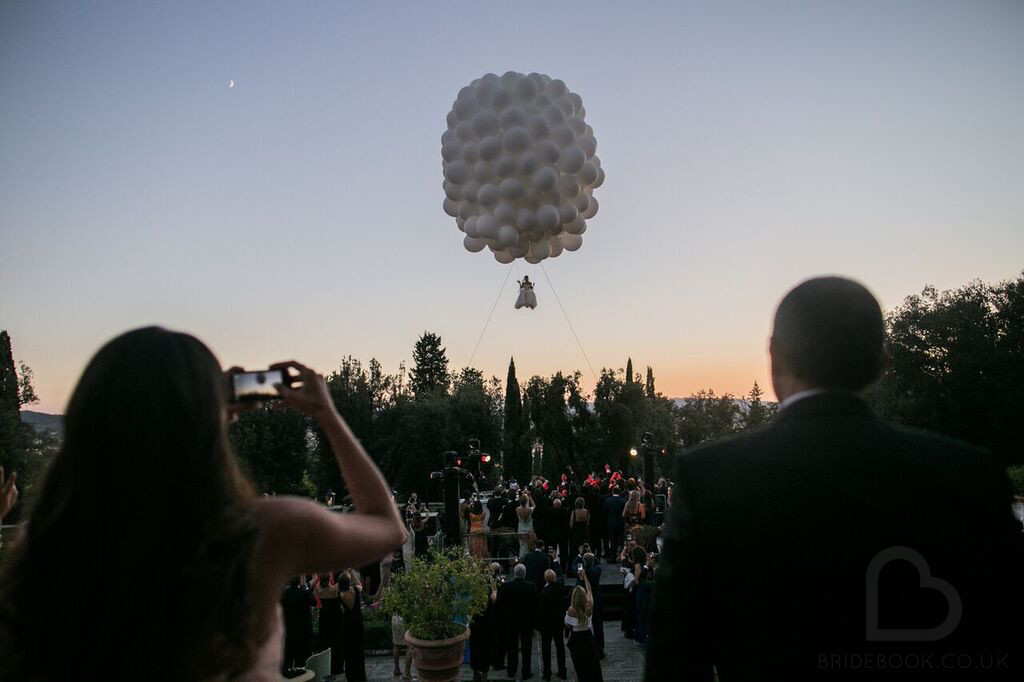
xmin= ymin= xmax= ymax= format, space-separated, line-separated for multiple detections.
xmin=231 ymin=369 xmax=288 ymax=402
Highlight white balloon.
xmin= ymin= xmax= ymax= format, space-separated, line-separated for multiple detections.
xmin=494 ymin=154 xmax=517 ymax=177
xmin=564 ymin=217 xmax=586 ymax=235
xmin=454 ymin=98 xmax=479 ymax=121
xmin=552 ymin=124 xmax=576 ymax=148
xmin=494 ymin=202 xmax=516 ymax=225
xmin=477 ymin=183 xmax=499 ymax=207
xmin=477 ymin=214 xmax=499 ymax=239
xmin=461 ymin=140 xmax=479 ymax=164
xmin=532 ymin=166 xmax=558 ymax=192
xmin=456 ymin=120 xmax=474 ymax=141
xmin=537 ymin=140 xmax=560 ymax=164
xmin=516 ymin=151 xmax=540 ymax=176
xmin=548 ymin=238 xmax=564 ymax=258
xmin=497 ymin=223 xmax=519 ymax=247
xmin=501 ymin=127 xmax=531 ymax=153
xmin=495 ymin=249 xmax=515 ymax=264
xmin=474 ymin=161 xmax=495 ymax=184
xmin=537 ymin=204 xmax=560 ymax=230
xmin=530 ymin=240 xmax=551 ymax=259
xmin=524 ymin=254 xmax=541 ymax=264
xmin=444 ymin=161 xmax=470 ymax=185
xmin=509 ymin=243 xmax=529 ymax=258
xmin=559 ymin=203 xmax=579 ymax=224
xmin=572 ymin=193 xmax=590 ymax=214
xmin=464 ymin=236 xmax=486 ymax=252
xmin=458 ymin=202 xmax=478 ymax=220
xmin=578 ymin=136 xmax=597 ymax=159
xmin=562 ymin=233 xmax=583 ymax=251
xmin=578 ymin=162 xmax=599 ymax=186
xmin=491 ymin=88 xmax=512 ymax=111
xmin=478 ymin=136 xmax=502 ymax=161
xmin=443 ymin=198 xmax=459 ymax=217
xmin=527 ymin=115 xmax=550 ymax=140
xmin=556 ymin=146 xmax=585 ymax=174
xmin=471 ymin=110 xmax=499 ymax=137
xmin=582 ymin=196 xmax=599 ymax=219
xmin=462 ymin=181 xmax=480 ymax=203
xmin=498 ymin=177 xmax=525 ymax=201
xmin=464 ymin=215 xmax=481 ymax=238
xmin=558 ymin=175 xmax=580 ymax=198
xmin=547 ymin=79 xmax=568 ymax=98
xmin=441 ymin=141 xmax=463 ymax=162
xmin=444 ymin=182 xmax=462 ymax=201
xmin=594 ymin=167 xmax=605 ymax=188
xmin=515 ymin=208 xmax=536 ymax=231
xmin=499 ymin=106 xmax=527 ymax=129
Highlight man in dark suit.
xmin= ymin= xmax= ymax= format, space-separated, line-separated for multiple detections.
xmin=645 ymin=277 xmax=1024 ymax=680
xmin=523 ymin=540 xmax=553 ymax=591
xmin=499 ymin=563 xmax=539 ymax=679
xmin=548 ymin=497 xmax=571 ymax=572
xmin=603 ymin=487 xmax=627 ymax=564
xmin=538 ymin=569 xmax=569 ymax=681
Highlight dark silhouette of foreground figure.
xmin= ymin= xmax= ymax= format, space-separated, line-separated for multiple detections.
xmin=645 ymin=277 xmax=1024 ymax=680
xmin=0 ymin=327 xmax=407 ymax=681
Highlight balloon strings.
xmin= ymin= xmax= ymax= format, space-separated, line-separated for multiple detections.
xmin=467 ymin=263 xmax=515 ymax=368
xmin=539 ymin=262 xmax=599 ymax=384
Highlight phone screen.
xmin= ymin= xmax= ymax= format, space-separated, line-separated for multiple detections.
xmin=232 ymin=369 xmax=285 ymax=401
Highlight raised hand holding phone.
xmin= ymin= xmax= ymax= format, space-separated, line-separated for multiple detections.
xmin=270 ymin=361 xmax=338 ymax=421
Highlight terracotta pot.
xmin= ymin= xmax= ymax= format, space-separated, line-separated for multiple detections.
xmin=404 ymin=624 xmax=470 ymax=682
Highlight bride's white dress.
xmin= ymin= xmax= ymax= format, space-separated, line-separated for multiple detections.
xmin=515 ymin=285 xmax=537 ymax=309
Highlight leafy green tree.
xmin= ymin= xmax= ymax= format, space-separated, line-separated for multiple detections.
xmin=229 ymin=404 xmax=311 ymax=495
xmin=0 ymin=331 xmax=21 ymax=469
xmin=645 ymin=366 xmax=655 ymax=398
xmin=867 ymin=273 xmax=1024 ymax=466
xmin=410 ymin=332 xmax=450 ymax=399
xmin=676 ymin=389 xmax=740 ymax=447
xmin=0 ymin=331 xmax=46 ymax=522
xmin=625 ymin=358 xmax=634 ymax=385
xmin=743 ymin=381 xmax=774 ymax=430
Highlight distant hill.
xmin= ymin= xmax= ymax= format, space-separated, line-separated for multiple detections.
xmin=20 ymin=410 xmax=63 ymax=435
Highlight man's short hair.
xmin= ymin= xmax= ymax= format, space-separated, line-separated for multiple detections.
xmin=534 ymin=540 xmax=546 ymax=551
xmin=771 ymin=276 xmax=885 ymax=391
xmin=583 ymin=552 xmax=595 ymax=567
xmin=514 ymin=563 xmax=527 ymax=579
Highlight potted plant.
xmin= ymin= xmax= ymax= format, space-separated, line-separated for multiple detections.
xmin=381 ymin=547 xmax=492 ymax=682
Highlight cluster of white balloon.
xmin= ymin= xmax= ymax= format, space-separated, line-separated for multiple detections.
xmin=442 ymin=72 xmax=604 ymax=264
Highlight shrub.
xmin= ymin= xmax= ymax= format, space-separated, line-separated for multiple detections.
xmin=381 ymin=548 xmax=491 ymax=640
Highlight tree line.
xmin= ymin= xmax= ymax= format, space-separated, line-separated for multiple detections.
xmin=2 ymin=271 xmax=1022 ymax=520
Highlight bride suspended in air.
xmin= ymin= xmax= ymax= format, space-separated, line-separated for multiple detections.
xmin=515 ymin=276 xmax=537 ymax=310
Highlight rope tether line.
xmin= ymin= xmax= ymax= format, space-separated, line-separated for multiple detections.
xmin=467 ymin=263 xmax=515 ymax=368
xmin=539 ymin=262 xmax=599 ymax=383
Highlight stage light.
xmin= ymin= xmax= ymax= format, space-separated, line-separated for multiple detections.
xmin=629 ymin=447 xmax=638 ymax=458
xmin=481 ymin=454 xmax=491 ymax=463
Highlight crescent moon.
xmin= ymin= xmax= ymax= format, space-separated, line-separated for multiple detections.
xmin=228 ymin=79 xmax=235 ymax=89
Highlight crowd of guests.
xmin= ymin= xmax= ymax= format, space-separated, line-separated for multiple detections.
xmin=467 ymin=548 xmax=604 ymax=682
xmin=462 ymin=471 xmax=671 ymax=572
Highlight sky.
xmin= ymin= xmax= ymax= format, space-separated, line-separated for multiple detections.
xmin=2 ymin=1 xmax=1022 ymax=414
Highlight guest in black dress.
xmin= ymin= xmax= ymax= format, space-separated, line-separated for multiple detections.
xmin=338 ymin=571 xmax=366 ymax=681
xmin=314 ymin=572 xmax=344 ymax=675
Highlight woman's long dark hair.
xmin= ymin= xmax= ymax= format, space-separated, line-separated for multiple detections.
xmin=0 ymin=327 xmax=259 ymax=681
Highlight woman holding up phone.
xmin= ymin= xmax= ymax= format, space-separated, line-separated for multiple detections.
xmin=566 ymin=565 xmax=603 ymax=682
xmin=0 ymin=327 xmax=408 ymax=682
